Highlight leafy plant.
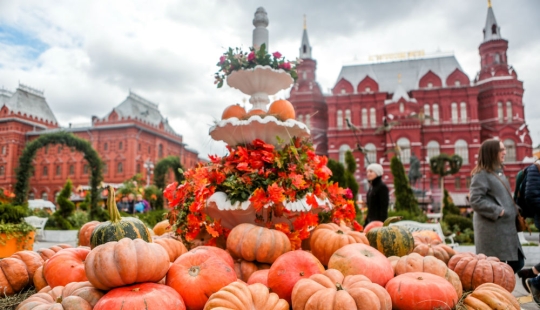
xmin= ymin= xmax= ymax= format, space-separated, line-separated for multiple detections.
xmin=387 ymin=210 xmax=428 ymax=223
xmin=53 ymin=179 xmax=76 ymax=230
xmin=442 ymin=189 xmax=460 ymax=217
xmin=444 ymin=214 xmax=473 ymax=232
xmin=344 ymin=150 xmax=359 ymax=210
xmin=154 ymin=156 xmax=184 ymax=209
xmin=67 ymin=211 xmax=89 ymax=229
xmin=0 ymin=221 xmax=35 ymax=246
xmin=390 ymin=156 xmax=421 ymax=215
xmin=327 ymin=158 xmax=345 ymax=186
xmin=135 ymin=209 xmax=168 ymax=228
xmin=214 ymin=43 xmax=298 ymax=88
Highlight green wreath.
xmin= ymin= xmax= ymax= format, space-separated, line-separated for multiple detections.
xmin=429 ymin=153 xmax=463 ymax=177
xmin=153 ymin=155 xmax=184 ymax=209
xmin=13 ymin=131 xmax=107 ymax=221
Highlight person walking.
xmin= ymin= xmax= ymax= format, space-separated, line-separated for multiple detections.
xmin=136 ymin=194 xmax=151 ymax=213
xmin=364 ymin=163 xmax=389 ymax=226
xmin=469 ymin=139 xmax=524 ymax=273
xmin=126 ymin=193 xmax=136 ymax=214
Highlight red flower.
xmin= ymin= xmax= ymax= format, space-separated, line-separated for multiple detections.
xmin=352 ymin=221 xmax=363 ymax=232
xmin=247 ymin=51 xmax=255 ymax=61
xmin=219 ymin=55 xmax=226 ymax=64
xmin=345 ymin=188 xmax=353 ymax=199
xmin=267 ymin=183 xmax=285 ymax=204
xmin=250 ymin=188 xmax=269 ymax=212
xmin=272 ymin=51 xmax=282 ymax=59
xmin=306 ymin=194 xmax=319 ymax=209
xmin=279 ymin=62 xmax=291 ymax=70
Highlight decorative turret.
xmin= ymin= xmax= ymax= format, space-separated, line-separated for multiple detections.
xmin=299 ymin=15 xmax=312 ymax=59
xmin=252 ymin=7 xmax=269 ymax=50
xmin=483 ymin=0 xmax=501 ymax=42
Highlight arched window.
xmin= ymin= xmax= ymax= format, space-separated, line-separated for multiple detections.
xmin=298 ymin=114 xmax=303 ymax=123
xmin=361 ymin=108 xmax=368 ymax=128
xmin=57 ymin=146 xmax=63 ymax=153
xmin=364 ymin=143 xmax=377 ymax=167
xmin=397 ymin=138 xmax=411 ymax=164
xmin=29 ymin=192 xmax=35 ymax=200
xmin=69 ymin=165 xmax=74 ymax=175
xmin=460 ymin=102 xmax=467 ymax=123
xmin=339 ymin=144 xmax=351 ymax=165
xmin=302 ymin=71 xmax=307 ymax=80
xmin=498 ymin=102 xmax=503 ymax=123
xmin=1 ymin=146 xmax=6 ymax=155
xmin=426 ymin=141 xmax=440 ymax=160
xmin=369 ymin=108 xmax=376 ymax=128
xmin=158 ymin=144 xmax=163 ymax=158
xmin=455 ymin=139 xmax=469 ymax=164
xmin=117 ymin=162 xmax=123 ymax=173
xmin=432 ymin=104 xmax=439 ymax=124
xmin=41 ymin=192 xmax=48 ymax=201
xmin=424 ymin=104 xmax=431 ymax=125
xmin=56 ymin=165 xmax=61 ymax=176
xmin=0 ymin=166 xmax=4 ymax=176
xmin=399 ymin=103 xmax=404 ymax=113
xmin=103 ymin=164 xmax=108 ymax=174
xmin=451 ymin=102 xmax=458 ymax=124
xmin=504 ymin=139 xmax=516 ymax=162
xmin=345 ymin=110 xmax=351 ymax=127
xmin=305 ymin=114 xmax=311 ymax=128
xmin=138 ymin=143 xmax=141 ymax=151
xmin=494 ymin=53 xmax=500 ymax=64
xmin=506 ymin=101 xmax=512 ymax=123
xmin=83 ymin=164 xmax=89 ymax=174
xmin=43 ymin=166 xmax=48 ymax=176
xmin=119 ymin=141 xmax=123 ymax=150
xmin=136 ymin=163 xmax=141 ymax=173
xmin=104 ymin=142 xmax=108 ymax=151
xmin=337 ymin=110 xmax=343 ymax=129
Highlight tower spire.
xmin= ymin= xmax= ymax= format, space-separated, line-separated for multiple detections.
xmin=303 ymin=14 xmax=307 ymax=30
xmin=483 ymin=1 xmax=501 ymax=42
xmin=299 ymin=15 xmax=312 ymax=59
xmin=487 ymin=0 xmax=492 ymax=7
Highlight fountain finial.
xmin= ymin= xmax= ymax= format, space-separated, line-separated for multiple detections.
xmin=252 ymin=7 xmax=269 ymax=50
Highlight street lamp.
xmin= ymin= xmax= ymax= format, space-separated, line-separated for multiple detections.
xmin=144 ymin=159 xmax=154 ymax=187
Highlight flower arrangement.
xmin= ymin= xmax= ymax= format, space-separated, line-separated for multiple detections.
xmin=214 ymin=43 xmax=299 ymax=88
xmin=164 ymin=138 xmax=360 ymax=249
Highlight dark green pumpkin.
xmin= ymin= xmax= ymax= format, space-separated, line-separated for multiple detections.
xmin=366 ymin=217 xmax=414 ymax=257
xmin=90 ymin=186 xmax=152 ymax=249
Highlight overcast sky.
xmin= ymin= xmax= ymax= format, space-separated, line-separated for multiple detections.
xmin=1 ymin=0 xmax=539 ymax=159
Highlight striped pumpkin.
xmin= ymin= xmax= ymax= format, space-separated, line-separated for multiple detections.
xmin=366 ymin=217 xmax=414 ymax=257
xmin=90 ymin=186 xmax=152 ymax=249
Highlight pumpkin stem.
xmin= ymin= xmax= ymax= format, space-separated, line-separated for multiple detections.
xmin=107 ymin=186 xmax=122 ymax=223
xmin=189 ymin=266 xmax=201 ymax=277
xmin=56 ymin=296 xmax=63 ymax=303
xmin=383 ymin=216 xmax=402 ymax=227
xmin=335 ymin=283 xmax=344 ymax=291
xmin=132 ymin=288 xmax=140 ymax=292
xmin=336 ymin=230 xmax=344 ymax=234
xmin=299 ymin=271 xmax=304 ymax=276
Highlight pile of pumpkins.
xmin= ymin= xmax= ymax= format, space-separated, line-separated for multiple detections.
xmin=221 ymin=99 xmax=296 ymax=122
xmin=0 ymin=208 xmax=522 ymax=309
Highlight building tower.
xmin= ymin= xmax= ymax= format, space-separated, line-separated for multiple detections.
xmin=475 ymin=0 xmax=532 ymax=163
xmin=288 ymin=16 xmax=328 ymax=155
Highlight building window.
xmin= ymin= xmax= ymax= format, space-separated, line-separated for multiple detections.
xmin=451 ymin=102 xmax=458 ymax=124
xmin=361 ymin=108 xmax=368 ymax=128
xmin=465 ymin=177 xmax=471 ymax=188
xmin=397 ymin=137 xmax=411 ymax=164
xmin=305 ymin=114 xmax=311 ymax=128
xmin=504 ymin=139 xmax=516 ymax=162
xmin=460 ymin=102 xmax=467 ymax=123
xmin=56 ymin=165 xmax=61 ymax=176
xmin=117 ymin=162 xmax=123 ymax=173
xmin=29 ymin=192 xmax=35 ymax=200
xmin=0 ymin=166 xmax=4 ymax=176
xmin=119 ymin=142 xmax=123 ymax=150
xmin=1 ymin=146 xmax=5 ymax=155
xmin=43 ymin=166 xmax=48 ymax=176
xmin=494 ymin=53 xmax=500 ymax=64
xmin=136 ymin=163 xmax=141 ymax=174
xmin=302 ymin=71 xmax=307 ymax=80
xmin=498 ymin=102 xmax=503 ymax=123
xmin=426 ymin=140 xmax=440 ymax=160
xmin=455 ymin=177 xmax=461 ymax=189
xmin=103 ymin=164 xmax=108 ymax=174
xmin=337 ymin=110 xmax=343 ymax=129
xmin=455 ymin=139 xmax=469 ymax=164
xmin=104 ymin=142 xmax=108 ymax=151
xmin=58 ymin=146 xmax=63 ymax=153
xmin=369 ymin=108 xmax=376 ymax=128
xmin=427 ymin=82 xmax=433 ymax=88
xmin=339 ymin=144 xmax=351 ymax=165
xmin=364 ymin=143 xmax=377 ymax=167
xmin=345 ymin=110 xmax=351 ymax=128
xmin=45 ymin=145 xmax=49 ymax=154
xmin=455 ymin=80 xmax=461 ymax=86
xmin=83 ymin=164 xmax=89 ymax=174
xmin=41 ymin=192 xmax=48 ymax=201
xmin=158 ymin=144 xmax=163 ymax=158
xmin=148 ymin=146 xmax=151 ymax=154
xmin=399 ymin=103 xmax=404 ymax=113
xmin=423 ymin=104 xmax=431 ymax=125
xmin=340 ymin=89 xmax=346 ymax=94
xmin=69 ymin=165 xmax=75 ymax=175
xmin=298 ymin=114 xmax=303 ymax=123
xmin=138 ymin=143 xmax=141 ymax=151
xmin=432 ymin=104 xmax=439 ymax=124
xmin=365 ymin=87 xmax=371 ymax=92
xmin=506 ymin=101 xmax=512 ymax=123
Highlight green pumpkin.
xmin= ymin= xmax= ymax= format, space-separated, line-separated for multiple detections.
xmin=90 ymin=186 xmax=152 ymax=249
xmin=366 ymin=217 xmax=414 ymax=257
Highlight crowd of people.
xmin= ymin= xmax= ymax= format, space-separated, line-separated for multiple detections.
xmin=116 ymin=193 xmax=151 ymax=214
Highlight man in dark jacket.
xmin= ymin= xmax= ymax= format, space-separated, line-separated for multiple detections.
xmin=365 ymin=163 xmax=389 ymax=225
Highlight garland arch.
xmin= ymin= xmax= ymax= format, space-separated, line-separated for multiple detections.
xmin=153 ymin=155 xmax=184 ymax=209
xmin=14 ymin=131 xmax=107 ymax=221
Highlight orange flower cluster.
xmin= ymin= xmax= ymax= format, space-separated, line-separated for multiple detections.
xmin=164 ymin=138 xmax=358 ymax=248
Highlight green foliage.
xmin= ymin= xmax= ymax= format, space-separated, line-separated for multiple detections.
xmin=388 ymin=210 xmax=428 ymax=223
xmin=443 ymin=189 xmax=460 ymax=216
xmin=78 ymin=194 xmax=91 ymax=211
xmin=429 ymin=153 xmax=463 ymax=177
xmin=444 ymin=214 xmax=473 ymax=232
xmin=390 ymin=156 xmax=420 ymax=215
xmin=13 ymin=131 xmax=106 ymax=222
xmin=344 ymin=151 xmax=359 ymax=205
xmin=143 ymin=185 xmax=162 ymax=210
xmin=0 ymin=204 xmax=28 ymax=223
xmin=453 ymin=228 xmax=475 ymax=244
xmin=53 ymin=179 xmax=75 ymax=230
xmin=0 ymin=221 xmax=35 ymax=246
xmin=67 ymin=211 xmax=89 ymax=229
xmin=134 ymin=209 xmax=169 ymax=228
xmin=154 ymin=156 xmax=184 ymax=210
xmin=327 ymin=159 xmax=345 ymax=186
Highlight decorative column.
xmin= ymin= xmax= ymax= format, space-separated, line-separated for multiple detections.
xmin=252 ymin=7 xmax=269 ymax=50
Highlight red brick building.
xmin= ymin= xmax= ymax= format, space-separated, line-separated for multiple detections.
xmin=289 ymin=4 xmax=533 ymax=203
xmin=0 ymin=86 xmax=199 ymax=201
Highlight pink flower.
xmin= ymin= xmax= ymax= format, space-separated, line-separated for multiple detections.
xmin=272 ymin=51 xmax=282 ymax=59
xmin=279 ymin=62 xmax=291 ymax=70
xmin=219 ymin=56 xmax=226 ymax=64
xmin=345 ymin=188 xmax=353 ymax=199
xmin=247 ymin=51 xmax=255 ymax=61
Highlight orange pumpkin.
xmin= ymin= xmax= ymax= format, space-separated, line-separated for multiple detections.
xmin=17 ymin=281 xmax=105 ymax=310
xmin=189 ymin=245 xmax=235 ymax=268
xmin=204 ymin=281 xmax=288 ymax=310
xmin=412 ymin=230 xmax=442 ymax=242
xmin=363 ymin=221 xmax=384 ymax=234
xmin=385 ymin=272 xmax=458 ymax=310
xmin=310 ymin=222 xmax=369 ymax=266
xmin=222 ymin=104 xmax=247 ymax=120
xmin=166 ymin=249 xmax=237 ymax=310
xmin=268 ymin=99 xmax=295 ymax=121
xmin=391 ymin=252 xmax=462 ymax=298
xmin=153 ymin=220 xmax=172 ymax=236
xmin=268 ymin=250 xmax=325 ymax=304
xmin=413 ymin=235 xmax=455 ymax=264
xmin=37 ymin=243 xmax=72 ymax=261
xmin=234 ymin=259 xmax=271 ymax=282
xmin=154 ymin=238 xmax=188 ymax=262
xmin=78 ymin=221 xmax=100 ymax=246
xmin=292 ymin=269 xmax=392 ymax=310
xmin=94 ymin=283 xmax=185 ymax=310
xmin=85 ymin=238 xmax=170 ymax=290
xmin=226 ymin=223 xmax=291 ymax=264
xmin=0 ymin=254 xmax=40 ymax=296
xmin=247 ymin=269 xmax=269 ymax=286
xmin=11 ymin=250 xmax=44 ymax=285
xmin=44 ymin=248 xmax=89 ymax=288
xmin=33 ymin=266 xmax=48 ymax=292
xmin=448 ymin=252 xmax=515 ymax=292
xmin=246 ymin=109 xmax=266 ymax=117
xmin=461 ymin=283 xmax=520 ymax=310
